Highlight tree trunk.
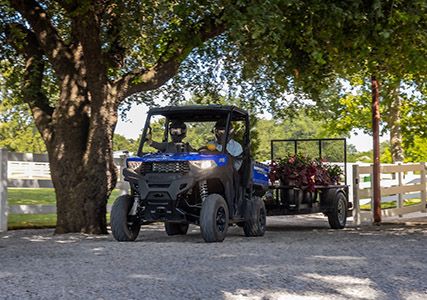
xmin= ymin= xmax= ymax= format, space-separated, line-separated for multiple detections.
xmin=44 ymin=83 xmax=118 ymax=234
xmin=371 ymin=75 xmax=381 ymax=224
xmin=389 ymin=85 xmax=404 ymax=163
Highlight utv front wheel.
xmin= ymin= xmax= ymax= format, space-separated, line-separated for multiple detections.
xmin=243 ymin=196 xmax=266 ymax=237
xmin=200 ymin=194 xmax=229 ymax=243
xmin=111 ymin=195 xmax=141 ymax=241
xmin=165 ymin=222 xmax=189 ymax=236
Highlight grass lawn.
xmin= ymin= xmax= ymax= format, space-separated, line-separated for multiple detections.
xmin=8 ymin=214 xmax=57 ymax=230
xmin=8 ymin=213 xmax=111 ymax=230
xmin=8 ymin=188 xmax=121 ymax=205
xmin=360 ymin=198 xmax=422 ymax=210
xmin=7 ymin=188 xmax=119 ymax=229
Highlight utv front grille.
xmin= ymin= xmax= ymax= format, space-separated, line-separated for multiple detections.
xmin=140 ymin=162 xmax=190 ymax=174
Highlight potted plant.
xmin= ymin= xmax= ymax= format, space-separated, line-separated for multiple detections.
xmin=269 ymin=154 xmax=343 ymax=190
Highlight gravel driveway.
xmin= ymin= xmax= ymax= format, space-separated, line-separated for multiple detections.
xmin=0 ymin=215 xmax=426 ymax=300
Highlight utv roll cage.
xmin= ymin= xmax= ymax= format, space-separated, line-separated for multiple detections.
xmin=137 ymin=105 xmax=250 ymax=156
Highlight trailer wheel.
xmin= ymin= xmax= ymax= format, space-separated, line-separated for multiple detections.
xmin=328 ymin=192 xmax=347 ymax=229
xmin=200 ymin=194 xmax=229 ymax=242
xmin=243 ymin=196 xmax=266 ymax=237
xmin=111 ymin=195 xmax=141 ymax=241
xmin=164 ymin=222 xmax=189 ymax=236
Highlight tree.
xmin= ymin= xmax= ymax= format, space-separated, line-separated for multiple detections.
xmin=112 ymin=134 xmax=137 ymax=154
xmin=1 ymin=0 xmax=226 ymax=233
xmin=255 ymin=113 xmax=331 ymax=161
xmin=1 ymin=1 xmax=425 ymax=232
xmin=0 ymin=101 xmax=47 ymax=153
xmin=308 ymin=77 xmax=427 ymax=163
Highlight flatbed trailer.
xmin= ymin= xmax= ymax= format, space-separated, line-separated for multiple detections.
xmin=265 ymin=138 xmax=352 ymax=229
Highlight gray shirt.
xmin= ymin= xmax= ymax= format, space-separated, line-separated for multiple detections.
xmin=214 ymin=139 xmax=243 ymax=170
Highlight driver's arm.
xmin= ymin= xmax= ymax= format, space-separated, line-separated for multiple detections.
xmin=186 ymin=143 xmax=196 ymax=152
xmin=147 ymin=139 xmax=167 ymax=152
xmin=146 ymin=130 xmax=167 ymax=152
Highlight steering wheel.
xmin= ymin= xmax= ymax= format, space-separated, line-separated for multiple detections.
xmin=197 ymin=146 xmax=208 ymax=151
xmin=198 ymin=145 xmax=219 ymax=153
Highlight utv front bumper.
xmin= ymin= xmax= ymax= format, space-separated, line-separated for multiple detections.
xmin=123 ymin=168 xmax=195 ymax=222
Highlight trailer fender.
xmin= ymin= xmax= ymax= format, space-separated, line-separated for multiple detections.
xmin=320 ymin=188 xmax=348 ymax=212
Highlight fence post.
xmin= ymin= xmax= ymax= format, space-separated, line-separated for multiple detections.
xmin=369 ymin=165 xmax=375 ymax=219
xmin=352 ymin=164 xmax=361 ymax=226
xmin=0 ymin=149 xmax=8 ymax=232
xmin=421 ymin=162 xmax=426 ymax=213
xmin=397 ymin=162 xmax=403 ymax=217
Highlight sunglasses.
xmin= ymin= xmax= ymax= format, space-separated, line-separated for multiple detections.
xmin=215 ymin=129 xmax=226 ymax=135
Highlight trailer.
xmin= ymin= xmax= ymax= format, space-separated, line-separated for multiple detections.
xmin=265 ymin=138 xmax=352 ymax=229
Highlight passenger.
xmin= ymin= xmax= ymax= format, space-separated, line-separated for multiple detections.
xmin=211 ymin=119 xmax=243 ymax=170
xmin=147 ymin=120 xmax=194 ymax=153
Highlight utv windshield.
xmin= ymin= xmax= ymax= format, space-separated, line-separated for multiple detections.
xmin=143 ymin=117 xmax=217 ymax=153
xmin=138 ymin=106 xmax=248 ymax=155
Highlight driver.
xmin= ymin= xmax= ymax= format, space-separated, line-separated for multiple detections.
xmin=210 ymin=119 xmax=243 ymax=170
xmin=147 ymin=120 xmax=194 ymax=153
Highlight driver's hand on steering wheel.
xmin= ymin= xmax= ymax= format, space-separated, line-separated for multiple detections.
xmin=145 ymin=127 xmax=153 ymax=146
xmin=207 ymin=143 xmax=216 ymax=151
xmin=198 ymin=143 xmax=217 ymax=152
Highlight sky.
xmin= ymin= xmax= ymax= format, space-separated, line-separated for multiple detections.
xmin=115 ymin=103 xmax=387 ymax=152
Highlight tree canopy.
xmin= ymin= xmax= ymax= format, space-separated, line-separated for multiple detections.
xmin=1 ymin=0 xmax=425 ymax=233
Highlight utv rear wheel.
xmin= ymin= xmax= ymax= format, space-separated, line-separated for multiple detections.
xmin=200 ymin=194 xmax=229 ymax=243
xmin=328 ymin=192 xmax=347 ymax=229
xmin=111 ymin=195 xmax=141 ymax=241
xmin=164 ymin=222 xmax=189 ymax=236
xmin=243 ymin=196 xmax=266 ymax=237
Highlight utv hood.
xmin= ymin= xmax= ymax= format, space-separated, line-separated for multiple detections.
xmin=127 ymin=152 xmax=229 ymax=167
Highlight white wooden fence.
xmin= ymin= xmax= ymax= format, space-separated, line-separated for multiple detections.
xmin=352 ymin=163 xmax=427 ymax=225
xmin=0 ymin=149 xmax=129 ymax=232
xmin=1 ymin=148 xmax=427 ymax=232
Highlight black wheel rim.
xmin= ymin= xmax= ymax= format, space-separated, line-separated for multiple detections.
xmin=337 ymin=198 xmax=346 ymax=225
xmin=259 ymin=207 xmax=266 ymax=231
xmin=127 ymin=216 xmax=139 ymax=232
xmin=216 ymin=207 xmax=226 ymax=232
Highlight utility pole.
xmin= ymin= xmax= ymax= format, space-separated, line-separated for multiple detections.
xmin=371 ymin=75 xmax=381 ymax=224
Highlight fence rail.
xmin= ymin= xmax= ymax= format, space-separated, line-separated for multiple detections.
xmin=8 ymin=161 xmax=51 ymax=179
xmin=1 ymin=148 xmax=427 ymax=232
xmin=0 ymin=149 xmax=128 ymax=232
xmin=353 ymin=163 xmax=427 ymax=225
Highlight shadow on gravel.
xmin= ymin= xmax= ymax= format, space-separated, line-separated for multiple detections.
xmin=1 ymin=220 xmax=426 ymax=299
xmin=266 ymin=224 xmax=331 ymax=232
xmin=2 ymin=220 xmax=426 ymax=245
xmin=134 ymin=225 xmax=249 ymax=243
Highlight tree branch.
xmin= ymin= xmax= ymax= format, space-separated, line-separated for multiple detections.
xmin=114 ymin=14 xmax=226 ymax=101
xmin=55 ymin=0 xmax=108 ymax=100
xmin=5 ymin=23 xmax=54 ymax=142
xmin=102 ymin=2 xmax=127 ymax=69
xmin=9 ymin=0 xmax=75 ymax=80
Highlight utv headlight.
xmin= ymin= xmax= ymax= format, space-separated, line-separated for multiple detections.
xmin=190 ymin=160 xmax=217 ymax=169
xmin=127 ymin=161 xmax=142 ymax=170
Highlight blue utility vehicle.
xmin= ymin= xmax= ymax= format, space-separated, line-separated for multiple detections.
xmin=111 ymin=105 xmax=269 ymax=242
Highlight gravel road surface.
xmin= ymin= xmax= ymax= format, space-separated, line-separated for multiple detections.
xmin=1 ymin=215 xmax=426 ymax=300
